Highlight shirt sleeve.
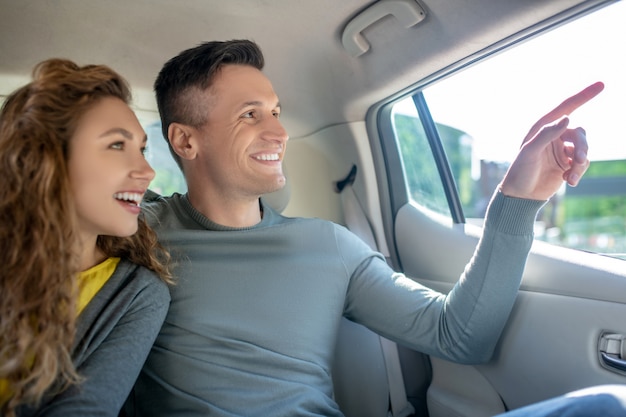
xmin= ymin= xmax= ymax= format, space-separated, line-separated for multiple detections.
xmin=341 ymin=190 xmax=544 ymax=364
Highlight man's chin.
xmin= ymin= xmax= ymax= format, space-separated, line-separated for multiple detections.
xmin=264 ymin=176 xmax=287 ymax=193
xmin=259 ymin=177 xmax=290 ymax=211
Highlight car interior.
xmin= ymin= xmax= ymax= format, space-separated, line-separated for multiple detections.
xmin=1 ymin=0 xmax=625 ymax=416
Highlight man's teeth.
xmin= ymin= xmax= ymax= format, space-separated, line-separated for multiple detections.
xmin=254 ymin=154 xmax=279 ymax=161
xmin=114 ymin=192 xmax=143 ymax=205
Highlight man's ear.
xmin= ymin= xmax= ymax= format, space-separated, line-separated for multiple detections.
xmin=168 ymin=123 xmax=198 ymax=160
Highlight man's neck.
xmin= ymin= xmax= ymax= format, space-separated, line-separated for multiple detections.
xmin=187 ymin=189 xmax=262 ymax=228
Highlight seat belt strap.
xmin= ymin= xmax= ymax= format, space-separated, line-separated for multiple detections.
xmin=381 ymin=336 xmax=415 ymax=417
xmin=336 ymin=165 xmax=415 ymax=417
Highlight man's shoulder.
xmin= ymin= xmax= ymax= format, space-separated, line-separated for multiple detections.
xmin=267 ymin=209 xmax=358 ymax=241
xmin=263 ymin=205 xmax=335 ymax=230
xmin=144 ymin=188 xmax=164 ymax=203
xmin=142 ymin=190 xmax=183 ymax=223
xmin=144 ymin=189 xmax=177 ymax=207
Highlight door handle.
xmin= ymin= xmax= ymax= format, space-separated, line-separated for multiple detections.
xmin=599 ymin=333 xmax=626 ymax=374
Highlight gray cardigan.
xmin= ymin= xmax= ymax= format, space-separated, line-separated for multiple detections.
xmin=18 ymin=259 xmax=170 ymax=417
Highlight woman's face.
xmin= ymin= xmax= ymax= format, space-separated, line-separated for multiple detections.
xmin=67 ymin=96 xmax=154 ymax=243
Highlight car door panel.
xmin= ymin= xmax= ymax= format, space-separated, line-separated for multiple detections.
xmin=394 ymin=202 xmax=626 ymax=415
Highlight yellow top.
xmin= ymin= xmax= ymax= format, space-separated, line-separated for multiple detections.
xmin=0 ymin=257 xmax=120 ymax=407
xmin=77 ymin=257 xmax=120 ymax=314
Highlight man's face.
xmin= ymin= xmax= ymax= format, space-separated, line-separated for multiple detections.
xmin=192 ymin=64 xmax=289 ymax=200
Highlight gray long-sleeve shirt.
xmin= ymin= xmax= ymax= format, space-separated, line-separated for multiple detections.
xmin=126 ymin=190 xmax=543 ymax=417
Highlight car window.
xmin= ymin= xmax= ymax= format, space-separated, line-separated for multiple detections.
xmin=391 ymin=104 xmax=452 ymax=218
xmin=144 ymin=120 xmax=187 ymax=195
xmin=132 ymin=110 xmax=187 ymax=196
xmin=390 ymin=1 xmax=625 ymax=259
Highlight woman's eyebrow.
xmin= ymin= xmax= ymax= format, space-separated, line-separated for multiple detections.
xmin=99 ymin=127 xmax=133 ymax=139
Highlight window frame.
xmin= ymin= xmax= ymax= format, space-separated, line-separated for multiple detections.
xmin=370 ymin=0 xmax=619 ymax=265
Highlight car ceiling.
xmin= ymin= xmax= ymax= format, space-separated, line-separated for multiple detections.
xmin=0 ymin=0 xmax=606 ymax=139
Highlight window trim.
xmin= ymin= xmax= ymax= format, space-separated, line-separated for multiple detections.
xmin=412 ymin=92 xmax=465 ymax=224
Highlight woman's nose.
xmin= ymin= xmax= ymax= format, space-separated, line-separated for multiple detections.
xmin=132 ymin=154 xmax=156 ymax=182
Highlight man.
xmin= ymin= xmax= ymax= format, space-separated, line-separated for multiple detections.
xmin=125 ymin=40 xmax=624 ymax=416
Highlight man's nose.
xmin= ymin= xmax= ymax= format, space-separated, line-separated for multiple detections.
xmin=262 ymin=115 xmax=289 ymax=143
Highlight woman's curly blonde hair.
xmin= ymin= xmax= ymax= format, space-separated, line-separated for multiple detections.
xmin=0 ymin=59 xmax=172 ymax=416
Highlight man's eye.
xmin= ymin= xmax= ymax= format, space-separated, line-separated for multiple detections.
xmin=242 ymin=111 xmax=255 ymax=119
xmin=273 ymin=111 xmax=281 ymax=119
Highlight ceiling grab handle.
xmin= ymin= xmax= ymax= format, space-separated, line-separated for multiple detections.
xmin=341 ymin=0 xmax=426 ymax=57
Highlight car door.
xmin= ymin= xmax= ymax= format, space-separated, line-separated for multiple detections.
xmin=369 ymin=1 xmax=626 ymax=415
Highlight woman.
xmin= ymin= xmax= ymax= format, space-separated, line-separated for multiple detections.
xmin=0 ymin=59 xmax=172 ymax=416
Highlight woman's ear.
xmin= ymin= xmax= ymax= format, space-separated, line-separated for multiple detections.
xmin=168 ymin=123 xmax=198 ymax=160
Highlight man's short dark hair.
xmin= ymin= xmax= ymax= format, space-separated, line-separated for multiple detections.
xmin=154 ymin=39 xmax=265 ymax=170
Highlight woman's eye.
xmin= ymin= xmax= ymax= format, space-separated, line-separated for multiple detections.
xmin=141 ymin=146 xmax=148 ymax=156
xmin=110 ymin=141 xmax=125 ymax=150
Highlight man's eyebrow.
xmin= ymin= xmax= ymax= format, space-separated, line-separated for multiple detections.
xmin=238 ymin=101 xmax=282 ymax=111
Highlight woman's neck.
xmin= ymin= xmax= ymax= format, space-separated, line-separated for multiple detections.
xmin=78 ymin=236 xmax=107 ymax=271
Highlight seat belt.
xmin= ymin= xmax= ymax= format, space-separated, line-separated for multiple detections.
xmin=335 ymin=165 xmax=415 ymax=417
xmin=380 ymin=337 xmax=415 ymax=417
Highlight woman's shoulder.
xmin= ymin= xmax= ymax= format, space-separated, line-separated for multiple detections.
xmin=115 ymin=260 xmax=171 ymax=304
